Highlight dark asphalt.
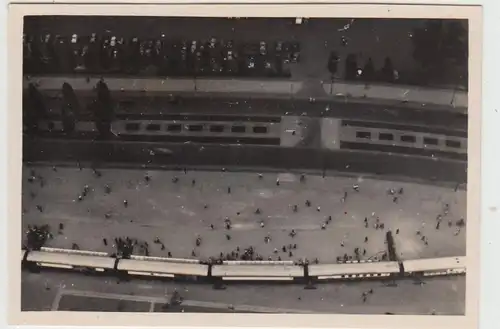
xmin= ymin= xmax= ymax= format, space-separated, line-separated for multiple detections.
xmin=22 ymin=269 xmax=466 ymax=315
xmin=21 ymin=17 xmax=356 ymax=39
xmin=153 ymin=305 xmax=253 ymax=313
xmin=58 ymin=295 xmax=150 ymax=312
xmin=23 ymin=138 xmax=467 ymax=184
xmin=38 ymin=95 xmax=468 ymax=130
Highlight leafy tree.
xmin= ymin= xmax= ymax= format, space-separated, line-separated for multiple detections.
xmin=61 ymin=82 xmax=79 ymax=133
xmin=443 ymin=20 xmax=468 ymax=65
xmin=411 ymin=19 xmax=468 ymax=83
xmin=381 ymin=57 xmax=395 ymax=82
xmin=362 ymin=57 xmax=375 ymax=81
xmin=24 ymin=83 xmax=47 ymax=134
xmin=327 ymin=51 xmax=339 ymax=77
xmin=344 ymin=54 xmax=358 ymax=81
xmin=92 ymin=80 xmax=114 ymax=138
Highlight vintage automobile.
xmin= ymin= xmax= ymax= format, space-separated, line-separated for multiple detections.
xmin=259 ymin=41 xmax=267 ymax=56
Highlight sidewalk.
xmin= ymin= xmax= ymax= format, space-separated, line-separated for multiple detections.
xmin=24 ymin=76 xmax=468 ymax=113
xmin=323 ymin=81 xmax=467 ymax=110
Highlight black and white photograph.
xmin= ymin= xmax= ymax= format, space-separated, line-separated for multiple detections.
xmin=14 ymin=7 xmax=479 ymax=322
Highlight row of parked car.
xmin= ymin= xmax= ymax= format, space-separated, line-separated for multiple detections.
xmin=23 ymin=33 xmax=301 ymax=78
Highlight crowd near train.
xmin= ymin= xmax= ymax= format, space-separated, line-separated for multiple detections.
xmin=23 ymin=32 xmax=300 ymax=78
xmin=22 ymin=225 xmax=465 ymax=284
xmin=21 ymin=247 xmax=466 ymax=284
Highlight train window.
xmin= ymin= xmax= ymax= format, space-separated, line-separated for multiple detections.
xmin=210 ymin=125 xmax=225 ymax=133
xmin=47 ymin=121 xmax=55 ymax=131
xmin=400 ymin=135 xmax=416 ymax=143
xmin=145 ymin=124 xmax=161 ymax=131
xmin=356 ymin=131 xmax=371 ymax=139
xmin=167 ymin=124 xmax=182 ymax=132
xmin=445 ymin=139 xmax=462 ymax=148
xmin=188 ymin=124 xmax=204 ymax=132
xmin=231 ymin=125 xmax=246 ymax=133
xmin=125 ymin=123 xmax=141 ymax=132
xmin=378 ymin=133 xmax=394 ymax=141
xmin=423 ymin=137 xmax=439 ymax=145
xmin=253 ymin=126 xmax=268 ymax=134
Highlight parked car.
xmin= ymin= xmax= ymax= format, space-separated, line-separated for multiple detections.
xmin=259 ymin=41 xmax=267 ymax=56
xmin=288 ymin=41 xmax=301 ymax=63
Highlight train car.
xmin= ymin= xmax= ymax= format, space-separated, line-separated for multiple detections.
xmin=111 ymin=119 xmax=282 ymax=146
xmin=130 ymin=255 xmax=200 ymax=264
xmin=402 ymin=256 xmax=466 ymax=277
xmin=211 ymin=263 xmax=304 ymax=281
xmin=34 ymin=114 xmax=283 ymax=146
xmin=117 ymin=258 xmax=209 ymax=279
xmin=222 ymin=260 xmax=294 ymax=266
xmin=25 ymin=250 xmax=117 ymax=273
xmin=308 ymin=261 xmax=401 ymax=281
xmin=339 ymin=120 xmax=467 ymax=160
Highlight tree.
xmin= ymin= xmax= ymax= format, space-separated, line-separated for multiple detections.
xmin=443 ymin=20 xmax=468 ymax=85
xmin=443 ymin=21 xmax=468 ymax=66
xmin=344 ymin=54 xmax=358 ymax=81
xmin=381 ymin=57 xmax=394 ymax=83
xmin=61 ymin=82 xmax=79 ymax=134
xmin=362 ymin=57 xmax=375 ymax=81
xmin=24 ymin=83 xmax=47 ymax=134
xmin=327 ymin=51 xmax=339 ymax=77
xmin=92 ymin=80 xmax=114 ymax=138
xmin=411 ymin=19 xmax=468 ymax=83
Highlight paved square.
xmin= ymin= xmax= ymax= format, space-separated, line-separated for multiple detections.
xmin=22 ymin=165 xmax=466 ymax=262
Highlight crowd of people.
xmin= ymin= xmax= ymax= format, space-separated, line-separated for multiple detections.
xmin=23 ymin=33 xmax=299 ymax=78
xmin=23 ymin=31 xmax=402 ymax=84
xmin=24 ymin=80 xmax=115 ymax=138
xmin=328 ymin=52 xmax=400 ymax=83
xmin=22 ymin=165 xmax=465 ymax=265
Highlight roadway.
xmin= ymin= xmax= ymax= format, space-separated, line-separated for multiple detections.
xmin=23 ymin=17 xmax=464 ymax=88
xmin=21 ymin=270 xmax=465 ymax=314
xmin=23 ymin=138 xmax=468 ymax=184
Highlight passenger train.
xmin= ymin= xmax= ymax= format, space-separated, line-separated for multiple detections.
xmin=21 ymin=249 xmax=466 ymax=282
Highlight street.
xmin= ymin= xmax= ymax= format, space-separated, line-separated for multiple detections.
xmin=23 ymin=138 xmax=468 ymax=184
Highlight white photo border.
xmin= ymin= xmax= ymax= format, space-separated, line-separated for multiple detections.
xmin=2 ymin=1 xmax=495 ymax=329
